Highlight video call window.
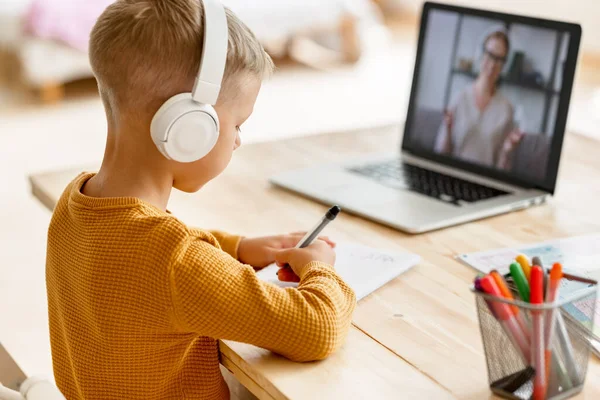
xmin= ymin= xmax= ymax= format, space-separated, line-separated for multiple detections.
xmin=407 ymin=9 xmax=571 ymax=182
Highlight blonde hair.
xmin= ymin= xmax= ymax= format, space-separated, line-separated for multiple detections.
xmin=483 ymin=30 xmax=510 ymax=56
xmin=89 ymin=0 xmax=274 ymax=117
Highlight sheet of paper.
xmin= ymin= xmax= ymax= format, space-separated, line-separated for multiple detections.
xmin=457 ymin=234 xmax=600 ymax=278
xmin=457 ymin=234 xmax=600 ymax=342
xmin=255 ymin=241 xmax=420 ymax=301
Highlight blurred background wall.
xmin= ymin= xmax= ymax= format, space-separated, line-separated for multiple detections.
xmin=380 ymin=0 xmax=600 ymax=57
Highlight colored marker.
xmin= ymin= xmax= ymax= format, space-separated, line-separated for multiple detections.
xmin=547 ymin=263 xmax=580 ymax=385
xmin=544 ymin=263 xmax=573 ymax=390
xmin=516 ymin=254 xmax=532 ymax=281
xmin=532 ymin=256 xmax=547 ymax=293
xmin=474 ymin=276 xmax=484 ymax=292
xmin=555 ymin=311 xmax=580 ymax=385
xmin=491 ymin=270 xmax=530 ymax=340
xmin=510 ymin=262 xmax=530 ymax=302
xmin=544 ymin=263 xmax=558 ymax=381
xmin=475 ymin=276 xmax=498 ymax=318
xmin=531 ymin=266 xmax=546 ymax=400
xmin=480 ymin=275 xmax=530 ymax=363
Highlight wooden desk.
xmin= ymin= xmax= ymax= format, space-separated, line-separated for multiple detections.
xmin=29 ymin=127 xmax=600 ymax=399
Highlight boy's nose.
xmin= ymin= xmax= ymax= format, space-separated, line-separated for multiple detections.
xmin=234 ymin=134 xmax=241 ymax=150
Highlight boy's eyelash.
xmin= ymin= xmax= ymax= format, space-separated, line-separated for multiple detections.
xmin=236 ymin=126 xmax=242 ymax=133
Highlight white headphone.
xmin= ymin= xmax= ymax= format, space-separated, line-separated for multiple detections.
xmin=150 ymin=0 xmax=228 ymax=163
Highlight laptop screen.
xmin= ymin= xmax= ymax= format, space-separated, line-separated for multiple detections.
xmin=402 ymin=2 xmax=581 ymax=193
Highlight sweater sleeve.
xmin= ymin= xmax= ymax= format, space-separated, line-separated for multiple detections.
xmin=207 ymin=230 xmax=243 ymax=259
xmin=169 ymin=237 xmax=356 ymax=362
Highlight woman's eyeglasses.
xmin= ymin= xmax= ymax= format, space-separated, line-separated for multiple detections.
xmin=483 ymin=48 xmax=507 ymax=64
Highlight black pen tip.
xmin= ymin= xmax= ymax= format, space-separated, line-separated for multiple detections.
xmin=326 ymin=205 xmax=341 ymax=220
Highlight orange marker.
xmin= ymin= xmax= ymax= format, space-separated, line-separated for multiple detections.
xmin=491 ymin=270 xmax=517 ymax=311
xmin=544 ymin=263 xmax=573 ymax=389
xmin=516 ymin=254 xmax=532 ymax=282
xmin=490 ymin=270 xmax=530 ymax=339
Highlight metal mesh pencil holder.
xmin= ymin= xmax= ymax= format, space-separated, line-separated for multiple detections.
xmin=474 ymin=273 xmax=597 ymax=400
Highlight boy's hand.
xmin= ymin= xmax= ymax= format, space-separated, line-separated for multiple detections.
xmin=238 ymin=233 xmax=335 ymax=269
xmin=274 ymin=240 xmax=336 ymax=282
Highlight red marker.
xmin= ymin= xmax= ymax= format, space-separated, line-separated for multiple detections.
xmin=480 ymin=275 xmax=530 ymax=363
xmin=531 ymin=266 xmax=546 ymax=400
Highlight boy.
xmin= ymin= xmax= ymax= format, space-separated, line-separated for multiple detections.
xmin=45 ymin=0 xmax=356 ymax=399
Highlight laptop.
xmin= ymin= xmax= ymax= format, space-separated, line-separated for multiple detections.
xmin=269 ymin=2 xmax=581 ymax=233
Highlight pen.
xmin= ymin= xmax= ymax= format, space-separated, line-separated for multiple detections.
xmin=480 ymin=275 xmax=531 ymax=363
xmin=509 ymin=262 xmax=530 ymax=302
xmin=295 ymin=205 xmax=341 ymax=249
xmin=490 ymin=270 xmax=530 ymax=340
xmin=279 ymin=205 xmax=341 ymax=277
xmin=516 ymin=254 xmax=532 ymax=282
xmin=531 ymin=266 xmax=546 ymax=400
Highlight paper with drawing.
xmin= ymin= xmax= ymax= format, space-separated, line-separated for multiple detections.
xmin=255 ymin=241 xmax=420 ymax=301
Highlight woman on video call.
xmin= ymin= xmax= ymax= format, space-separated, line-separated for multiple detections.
xmin=434 ymin=29 xmax=523 ymax=170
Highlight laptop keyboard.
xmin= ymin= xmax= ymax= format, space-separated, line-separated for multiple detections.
xmin=348 ymin=160 xmax=509 ymax=206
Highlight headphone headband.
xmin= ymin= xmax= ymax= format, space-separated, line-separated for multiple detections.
xmin=192 ymin=0 xmax=228 ymax=105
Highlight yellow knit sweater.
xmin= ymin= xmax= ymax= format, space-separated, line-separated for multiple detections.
xmin=46 ymin=173 xmax=356 ymax=400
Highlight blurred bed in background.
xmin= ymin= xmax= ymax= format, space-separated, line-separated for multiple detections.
xmin=0 ymin=0 xmax=383 ymax=103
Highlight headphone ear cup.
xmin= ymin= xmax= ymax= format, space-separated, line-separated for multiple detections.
xmin=163 ymin=107 xmax=219 ymax=162
xmin=151 ymin=93 xmax=220 ymax=163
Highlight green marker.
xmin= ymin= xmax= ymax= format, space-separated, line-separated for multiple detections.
xmin=509 ymin=262 xmax=530 ymax=302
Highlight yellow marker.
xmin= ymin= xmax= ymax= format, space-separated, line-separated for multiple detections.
xmin=515 ymin=254 xmax=532 ymax=282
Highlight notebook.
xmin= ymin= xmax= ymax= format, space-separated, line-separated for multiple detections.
xmin=255 ymin=241 xmax=420 ymax=301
